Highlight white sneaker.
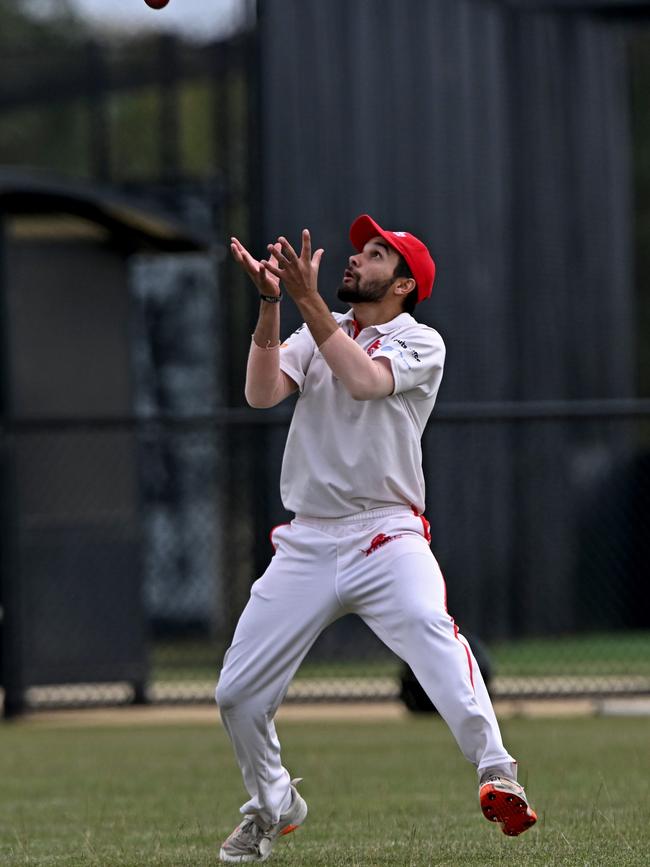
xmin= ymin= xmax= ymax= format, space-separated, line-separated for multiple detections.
xmin=219 ymin=778 xmax=308 ymax=863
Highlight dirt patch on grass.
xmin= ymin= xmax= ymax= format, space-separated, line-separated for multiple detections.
xmin=11 ymin=697 xmax=622 ymax=728
xmin=15 ymin=701 xmax=407 ymax=728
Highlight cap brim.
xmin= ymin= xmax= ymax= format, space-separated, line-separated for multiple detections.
xmin=350 ymin=214 xmax=387 ymax=252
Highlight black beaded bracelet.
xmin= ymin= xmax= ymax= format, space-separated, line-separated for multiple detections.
xmin=260 ymin=293 xmax=282 ymax=303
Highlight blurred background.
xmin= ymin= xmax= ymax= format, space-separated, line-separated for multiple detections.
xmin=0 ymin=0 xmax=649 ymax=717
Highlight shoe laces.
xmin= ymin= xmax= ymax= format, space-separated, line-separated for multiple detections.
xmin=229 ymin=817 xmax=271 ymax=855
xmin=481 ymin=774 xmax=506 ymax=785
xmin=479 ymin=765 xmax=518 ymax=786
xmin=480 ymin=775 xmax=525 ymax=797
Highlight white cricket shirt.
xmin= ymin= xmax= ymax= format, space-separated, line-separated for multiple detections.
xmin=278 ymin=310 xmax=445 ymax=517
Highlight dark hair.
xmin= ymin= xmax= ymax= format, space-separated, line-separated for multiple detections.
xmin=393 ymin=256 xmax=418 ymax=314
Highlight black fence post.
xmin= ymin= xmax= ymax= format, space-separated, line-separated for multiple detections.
xmin=215 ymin=34 xmax=260 ymax=655
xmin=85 ymin=40 xmax=111 ymax=183
xmin=0 ymin=443 xmax=22 ymax=720
xmin=243 ymin=25 xmax=274 ymax=584
xmin=159 ymin=35 xmax=181 ymax=182
xmin=0 ymin=214 xmax=24 ymax=719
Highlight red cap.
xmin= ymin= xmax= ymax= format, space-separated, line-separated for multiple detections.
xmin=349 ymin=214 xmax=436 ymax=303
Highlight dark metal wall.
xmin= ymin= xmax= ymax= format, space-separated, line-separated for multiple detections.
xmin=258 ymin=0 xmax=637 ymax=637
xmin=1 ymin=234 xmax=147 ymax=714
xmin=259 ymin=0 xmax=633 ymax=401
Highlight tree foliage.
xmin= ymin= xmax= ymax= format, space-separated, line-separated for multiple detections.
xmin=0 ymin=0 xmax=87 ymax=52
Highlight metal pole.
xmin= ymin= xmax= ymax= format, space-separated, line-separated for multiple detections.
xmin=159 ymin=35 xmax=181 ymax=183
xmin=243 ymin=22 xmax=274 ymax=584
xmin=215 ymin=32 xmax=260 ymax=653
xmin=85 ymin=40 xmax=111 ymax=182
xmin=0 ymin=214 xmax=24 ymax=719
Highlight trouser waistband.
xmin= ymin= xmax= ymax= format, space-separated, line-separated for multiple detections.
xmin=294 ymin=506 xmax=413 ymax=526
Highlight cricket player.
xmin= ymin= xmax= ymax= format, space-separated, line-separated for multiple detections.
xmin=216 ymin=215 xmax=537 ymax=862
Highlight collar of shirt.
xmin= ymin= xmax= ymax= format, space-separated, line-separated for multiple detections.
xmin=339 ymin=310 xmax=416 ymax=337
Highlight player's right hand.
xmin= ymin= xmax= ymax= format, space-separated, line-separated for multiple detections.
xmin=231 ymin=237 xmax=282 ymax=299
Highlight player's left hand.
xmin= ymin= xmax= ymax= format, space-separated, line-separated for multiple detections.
xmin=260 ymin=230 xmax=324 ymax=302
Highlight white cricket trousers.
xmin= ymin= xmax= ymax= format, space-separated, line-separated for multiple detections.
xmin=216 ymin=506 xmax=515 ymax=825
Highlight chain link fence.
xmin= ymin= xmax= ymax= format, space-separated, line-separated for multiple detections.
xmin=1 ymin=7 xmax=649 ymax=716
xmin=3 ymin=404 xmax=649 ymax=712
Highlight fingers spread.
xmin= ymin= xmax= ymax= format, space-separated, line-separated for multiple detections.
xmin=231 ymin=237 xmax=249 ymax=258
xmin=231 ymin=241 xmax=258 ymax=279
xmin=230 ymin=237 xmax=243 ymax=260
xmin=277 ymin=236 xmax=298 ymax=263
xmin=312 ymin=248 xmax=325 ymax=270
xmin=267 ymin=242 xmax=282 ymax=267
xmin=260 ymin=258 xmax=283 ymax=278
xmin=301 ymin=229 xmax=311 ymax=262
xmin=267 ymin=242 xmax=286 ymax=267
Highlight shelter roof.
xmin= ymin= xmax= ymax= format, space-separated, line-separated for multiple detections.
xmin=0 ymin=168 xmax=211 ymax=253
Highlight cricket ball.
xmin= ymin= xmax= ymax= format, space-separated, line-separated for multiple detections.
xmin=144 ymin=0 xmax=170 ymax=9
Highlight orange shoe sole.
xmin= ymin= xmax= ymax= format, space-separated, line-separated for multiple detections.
xmin=480 ymin=783 xmax=538 ymax=836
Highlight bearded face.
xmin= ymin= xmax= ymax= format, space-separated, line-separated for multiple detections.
xmin=336 ymin=272 xmax=395 ymax=304
xmin=337 ymin=237 xmax=409 ymax=307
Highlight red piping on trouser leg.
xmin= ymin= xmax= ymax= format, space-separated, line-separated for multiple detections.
xmin=411 ymin=505 xmax=431 ymax=542
xmin=454 ymin=622 xmax=475 ymax=690
xmin=439 ymin=562 xmax=475 ymax=692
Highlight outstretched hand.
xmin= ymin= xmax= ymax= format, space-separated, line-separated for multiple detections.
xmin=260 ymin=230 xmax=324 ymax=302
xmin=230 ymin=236 xmax=282 ymax=298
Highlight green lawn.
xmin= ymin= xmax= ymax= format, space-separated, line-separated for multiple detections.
xmin=153 ymin=630 xmax=650 ymax=681
xmin=1 ymin=714 xmax=649 ymax=865
xmin=489 ymin=631 xmax=650 ymax=677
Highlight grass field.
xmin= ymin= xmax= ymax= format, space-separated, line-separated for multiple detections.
xmin=153 ymin=630 xmax=650 ymax=681
xmin=1 ymin=713 xmax=649 ymax=866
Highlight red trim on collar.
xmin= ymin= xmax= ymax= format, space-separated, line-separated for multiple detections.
xmin=351 ymin=319 xmax=361 ymax=339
